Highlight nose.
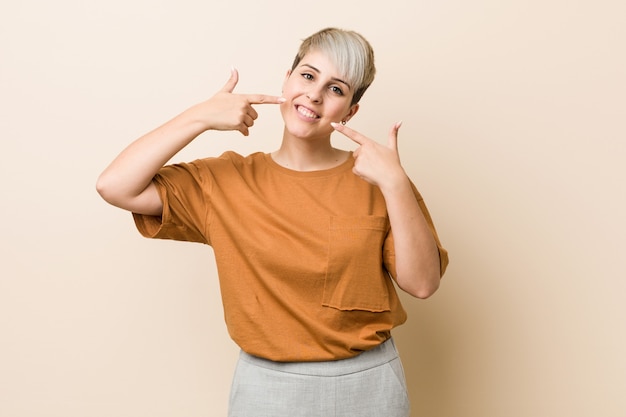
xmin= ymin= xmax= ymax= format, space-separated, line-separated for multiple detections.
xmin=306 ymin=86 xmax=323 ymax=103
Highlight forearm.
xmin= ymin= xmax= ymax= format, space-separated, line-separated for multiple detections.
xmin=96 ymin=104 xmax=209 ymax=207
xmin=96 ymin=109 xmax=206 ymax=201
xmin=381 ymin=173 xmax=441 ymax=299
xmin=328 ymin=121 xmax=442 ymax=297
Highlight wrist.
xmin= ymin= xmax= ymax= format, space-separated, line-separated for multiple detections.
xmin=378 ymin=168 xmax=410 ymax=195
xmin=182 ymin=101 xmax=214 ymax=132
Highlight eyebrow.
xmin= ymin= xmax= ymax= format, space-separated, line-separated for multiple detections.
xmin=301 ymin=63 xmax=352 ymax=90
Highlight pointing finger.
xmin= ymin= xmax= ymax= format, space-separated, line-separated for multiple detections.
xmin=220 ymin=67 xmax=239 ymax=93
xmin=330 ymin=122 xmax=368 ymax=145
xmin=245 ymin=94 xmax=286 ymax=105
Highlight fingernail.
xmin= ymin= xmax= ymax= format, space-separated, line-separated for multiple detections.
xmin=278 ymin=97 xmax=286 ymax=103
xmin=330 ymin=122 xmax=340 ymax=128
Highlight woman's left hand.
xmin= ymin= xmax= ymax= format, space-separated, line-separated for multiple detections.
xmin=331 ymin=121 xmax=406 ymax=190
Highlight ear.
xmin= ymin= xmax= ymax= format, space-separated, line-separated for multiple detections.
xmin=343 ymin=103 xmax=360 ymax=123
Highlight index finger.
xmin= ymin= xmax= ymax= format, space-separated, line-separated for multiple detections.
xmin=244 ymin=94 xmax=286 ymax=105
xmin=330 ymin=122 xmax=369 ymax=145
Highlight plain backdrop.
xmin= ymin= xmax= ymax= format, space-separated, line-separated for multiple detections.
xmin=1 ymin=0 xmax=624 ymax=416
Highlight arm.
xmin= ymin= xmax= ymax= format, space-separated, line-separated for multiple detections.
xmin=96 ymin=69 xmax=284 ymax=215
xmin=331 ymin=122 xmax=442 ymax=299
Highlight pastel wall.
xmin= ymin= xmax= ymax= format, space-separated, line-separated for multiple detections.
xmin=1 ymin=1 xmax=624 ymax=416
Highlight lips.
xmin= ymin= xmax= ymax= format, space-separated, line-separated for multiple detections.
xmin=296 ymin=105 xmax=320 ymax=120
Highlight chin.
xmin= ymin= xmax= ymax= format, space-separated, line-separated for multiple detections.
xmin=286 ymin=123 xmax=332 ymax=141
xmin=287 ymin=127 xmax=316 ymax=140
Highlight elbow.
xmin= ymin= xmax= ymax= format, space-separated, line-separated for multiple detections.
xmin=95 ymin=173 xmax=120 ymax=206
xmin=95 ymin=173 xmax=161 ymax=215
xmin=411 ymin=281 xmax=440 ymax=299
xmin=95 ymin=174 xmax=112 ymax=203
xmin=398 ymin=271 xmax=441 ymax=299
xmin=95 ymin=175 xmax=106 ymax=199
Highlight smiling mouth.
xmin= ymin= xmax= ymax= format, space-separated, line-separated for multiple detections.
xmin=296 ymin=105 xmax=320 ymax=120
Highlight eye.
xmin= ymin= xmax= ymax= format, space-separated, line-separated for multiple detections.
xmin=330 ymin=85 xmax=344 ymax=96
xmin=301 ymin=72 xmax=314 ymax=80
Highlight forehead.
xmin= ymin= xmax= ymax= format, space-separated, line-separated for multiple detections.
xmin=298 ymin=50 xmax=341 ymax=75
xmin=297 ymin=49 xmax=351 ymax=86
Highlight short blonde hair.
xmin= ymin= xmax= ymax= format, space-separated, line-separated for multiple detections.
xmin=291 ymin=28 xmax=376 ymax=105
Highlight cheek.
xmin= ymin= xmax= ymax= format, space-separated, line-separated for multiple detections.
xmin=281 ymin=82 xmax=299 ymax=100
xmin=327 ymin=102 xmax=351 ymax=118
xmin=279 ymin=101 xmax=295 ymax=123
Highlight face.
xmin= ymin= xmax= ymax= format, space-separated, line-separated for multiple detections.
xmin=280 ymin=49 xmax=359 ymax=141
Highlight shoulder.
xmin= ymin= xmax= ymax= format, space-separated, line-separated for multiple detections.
xmin=181 ymin=152 xmax=270 ymax=186
xmin=189 ymin=151 xmax=266 ymax=171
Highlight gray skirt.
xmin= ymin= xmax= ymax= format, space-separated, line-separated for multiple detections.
xmin=228 ymin=338 xmax=410 ymax=417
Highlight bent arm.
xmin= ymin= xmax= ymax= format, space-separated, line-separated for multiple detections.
xmin=331 ymin=121 xmax=445 ymax=299
xmin=380 ymin=175 xmax=442 ymax=298
xmin=96 ymin=69 xmax=284 ymax=215
xmin=96 ymin=107 xmax=211 ymax=215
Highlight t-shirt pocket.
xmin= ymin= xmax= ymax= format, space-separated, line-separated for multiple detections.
xmin=322 ymin=215 xmax=391 ymax=312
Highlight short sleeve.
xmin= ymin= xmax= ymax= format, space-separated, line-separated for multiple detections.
xmin=132 ymin=160 xmax=212 ymax=244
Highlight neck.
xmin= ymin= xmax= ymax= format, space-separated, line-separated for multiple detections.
xmin=272 ymin=129 xmax=349 ymax=171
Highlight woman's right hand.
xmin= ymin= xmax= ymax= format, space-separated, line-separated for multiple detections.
xmin=191 ymin=68 xmax=285 ymax=136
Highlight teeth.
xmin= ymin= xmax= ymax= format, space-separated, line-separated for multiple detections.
xmin=297 ymin=106 xmax=318 ymax=119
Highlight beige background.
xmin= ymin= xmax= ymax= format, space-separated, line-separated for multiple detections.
xmin=1 ymin=0 xmax=624 ymax=416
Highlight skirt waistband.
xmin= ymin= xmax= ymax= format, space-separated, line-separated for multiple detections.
xmin=238 ymin=338 xmax=399 ymax=377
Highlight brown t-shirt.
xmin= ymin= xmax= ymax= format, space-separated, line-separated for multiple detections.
xmin=133 ymin=151 xmax=448 ymax=362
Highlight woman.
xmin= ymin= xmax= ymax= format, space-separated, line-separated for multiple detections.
xmin=97 ymin=27 xmax=448 ymax=417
